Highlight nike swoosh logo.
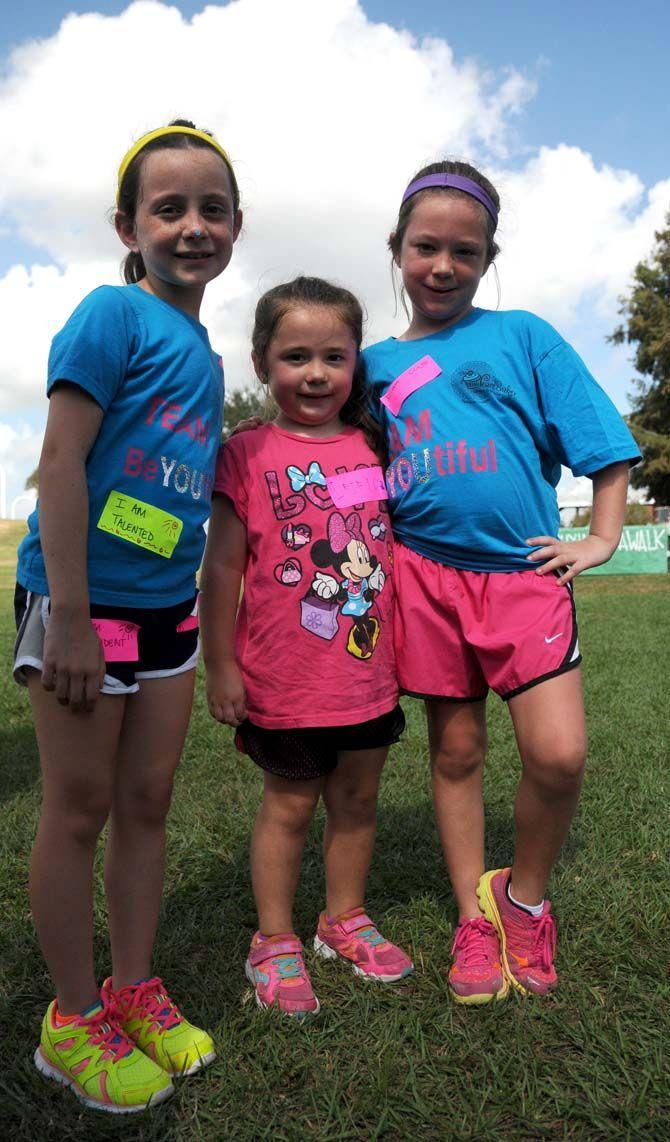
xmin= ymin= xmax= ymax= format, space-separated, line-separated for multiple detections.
xmin=544 ymin=633 xmax=563 ymax=644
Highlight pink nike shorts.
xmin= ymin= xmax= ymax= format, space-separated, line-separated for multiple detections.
xmin=393 ymin=543 xmax=581 ymax=702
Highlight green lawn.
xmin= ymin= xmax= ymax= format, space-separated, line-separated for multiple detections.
xmin=1 ymin=519 xmax=668 ymax=1140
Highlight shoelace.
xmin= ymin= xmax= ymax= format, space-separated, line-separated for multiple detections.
xmin=452 ymin=918 xmax=496 ymax=966
xmin=357 ymin=926 xmax=385 ymax=948
xmin=74 ymin=998 xmax=133 ymax=1061
xmin=531 ymin=914 xmax=557 ymax=971
xmin=272 ymin=954 xmax=303 ymax=981
xmin=122 ymin=977 xmax=182 ymax=1031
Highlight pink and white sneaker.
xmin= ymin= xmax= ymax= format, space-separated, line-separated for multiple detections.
xmin=448 ymin=916 xmax=508 ymax=1004
xmin=314 ymin=907 xmax=413 ymax=982
xmin=245 ymin=933 xmax=320 ymax=1019
xmin=477 ymin=868 xmax=558 ymax=996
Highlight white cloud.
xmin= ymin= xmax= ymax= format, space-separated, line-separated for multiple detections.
xmin=0 ymin=261 xmax=120 ymax=409
xmin=0 ymin=0 xmax=666 ymax=510
xmin=0 ymin=421 xmax=42 ymax=519
xmin=488 ymin=146 xmax=670 ymax=325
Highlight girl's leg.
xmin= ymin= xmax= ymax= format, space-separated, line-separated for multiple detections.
xmin=426 ymin=699 xmax=488 ymax=919
xmin=476 ymin=670 xmax=585 ymax=997
xmin=104 ymin=670 xmax=195 ymax=989
xmin=251 ymin=772 xmax=322 ymax=936
xmin=316 ymin=745 xmax=413 ymax=982
xmin=321 ymin=746 xmax=388 ymax=918
xmin=104 ymin=671 xmax=217 ymax=1076
xmin=27 ymin=675 xmax=125 ymax=1013
xmin=507 ymin=668 xmax=586 ymax=905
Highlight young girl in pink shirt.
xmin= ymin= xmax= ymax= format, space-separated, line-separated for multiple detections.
xmin=200 ymin=276 xmax=413 ymax=1017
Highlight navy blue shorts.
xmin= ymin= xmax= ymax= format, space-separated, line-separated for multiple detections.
xmin=13 ymin=583 xmax=199 ymax=695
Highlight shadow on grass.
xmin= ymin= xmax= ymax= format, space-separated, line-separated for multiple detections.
xmin=0 ymin=724 xmax=40 ymax=806
xmin=154 ymin=793 xmax=585 ymax=1032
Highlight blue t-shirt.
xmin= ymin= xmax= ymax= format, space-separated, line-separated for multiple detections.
xmin=18 ymin=284 xmax=224 ymax=606
xmin=363 ymin=308 xmax=640 ymax=572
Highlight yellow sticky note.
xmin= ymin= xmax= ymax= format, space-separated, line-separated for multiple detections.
xmin=97 ymin=491 xmax=183 ymax=559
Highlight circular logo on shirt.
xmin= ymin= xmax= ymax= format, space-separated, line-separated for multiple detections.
xmin=451 ymin=360 xmax=515 ymax=402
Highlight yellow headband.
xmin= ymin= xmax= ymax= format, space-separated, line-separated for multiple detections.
xmin=116 ymin=126 xmax=235 ymax=204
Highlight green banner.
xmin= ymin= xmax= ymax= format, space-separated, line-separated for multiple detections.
xmin=558 ymin=524 xmax=668 ymax=574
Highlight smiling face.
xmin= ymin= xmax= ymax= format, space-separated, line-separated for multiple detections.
xmin=340 ymin=537 xmax=376 ymax=582
xmin=115 ymin=147 xmax=241 ymax=318
xmin=395 ymin=193 xmax=490 ymax=340
xmin=254 ymin=305 xmax=358 ymax=437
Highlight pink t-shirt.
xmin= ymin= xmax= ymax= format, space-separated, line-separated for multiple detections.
xmin=214 ymin=424 xmax=398 ymax=729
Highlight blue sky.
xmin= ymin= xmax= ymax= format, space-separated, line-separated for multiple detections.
xmin=0 ymin=0 xmax=668 ymax=513
xmin=366 ymin=1 xmax=669 ymax=189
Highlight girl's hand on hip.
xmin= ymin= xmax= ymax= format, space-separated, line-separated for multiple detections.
xmin=525 ymin=534 xmax=616 ymax=585
xmin=206 ymin=661 xmax=247 ymax=726
xmin=42 ymin=612 xmax=105 ymax=713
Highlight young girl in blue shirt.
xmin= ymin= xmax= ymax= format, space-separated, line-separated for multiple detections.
xmin=14 ymin=120 xmax=241 ymax=1112
xmin=363 ymin=160 xmax=639 ymax=1004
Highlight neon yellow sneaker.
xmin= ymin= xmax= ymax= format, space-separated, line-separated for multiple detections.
xmin=34 ymin=997 xmax=173 ymax=1113
xmin=103 ymin=977 xmax=216 ymax=1076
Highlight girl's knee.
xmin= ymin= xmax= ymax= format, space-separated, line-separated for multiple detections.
xmin=523 ymin=743 xmax=585 ymax=789
xmin=113 ymin=778 xmax=175 ymax=829
xmin=260 ymin=789 xmax=318 ymax=835
xmin=43 ymin=796 xmax=110 ymax=845
xmin=324 ymin=781 xmax=378 ymax=825
xmin=431 ymin=743 xmax=485 ymax=782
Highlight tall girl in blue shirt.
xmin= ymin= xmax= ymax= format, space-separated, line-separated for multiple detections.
xmin=14 ymin=120 xmax=241 ymax=1112
xmin=363 ymin=160 xmax=639 ymax=1005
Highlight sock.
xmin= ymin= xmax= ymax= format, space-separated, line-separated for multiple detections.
xmin=507 ymin=881 xmax=544 ymax=918
xmin=55 ymin=998 xmax=102 ymax=1024
xmin=326 ymin=905 xmax=362 ymax=925
xmin=81 ymin=998 xmax=104 ymax=1017
xmin=110 ymin=977 xmax=150 ymax=995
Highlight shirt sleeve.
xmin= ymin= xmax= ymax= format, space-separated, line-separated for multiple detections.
xmin=213 ymin=438 xmax=249 ymax=523
xmin=47 ymin=286 xmax=135 ymax=411
xmin=535 ymin=338 xmax=641 ymax=477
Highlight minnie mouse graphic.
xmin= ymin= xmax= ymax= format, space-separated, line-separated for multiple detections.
xmin=306 ymin=511 xmax=386 ymax=660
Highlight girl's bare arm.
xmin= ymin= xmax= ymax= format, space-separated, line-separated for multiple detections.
xmin=526 ymin=461 xmax=629 ymax=584
xmin=199 ymin=494 xmax=249 ymax=726
xmin=38 ymin=383 xmax=106 ymax=711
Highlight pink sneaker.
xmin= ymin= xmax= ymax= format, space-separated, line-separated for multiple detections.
xmin=477 ymin=868 xmax=558 ymax=996
xmin=314 ymin=907 xmax=413 ymax=982
xmin=448 ymin=917 xmax=508 ymax=1004
xmin=245 ymin=933 xmax=320 ymax=1019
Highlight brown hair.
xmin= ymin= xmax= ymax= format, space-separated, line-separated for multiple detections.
xmin=389 ymin=159 xmax=501 ymax=266
xmin=116 ymin=118 xmax=240 ymax=284
xmin=252 ymin=276 xmax=386 ymax=462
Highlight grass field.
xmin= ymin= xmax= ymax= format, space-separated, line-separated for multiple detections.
xmin=0 ymin=520 xmax=668 ymax=1140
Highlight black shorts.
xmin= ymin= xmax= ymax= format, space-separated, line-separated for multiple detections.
xmin=235 ymin=704 xmax=406 ymax=781
xmin=13 ymin=583 xmax=199 ymax=695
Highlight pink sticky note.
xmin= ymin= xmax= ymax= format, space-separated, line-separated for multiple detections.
xmin=176 ymin=595 xmax=199 ymax=632
xmin=380 ymin=355 xmax=442 ymax=416
xmin=91 ymin=619 xmax=139 ymax=662
xmin=176 ymin=614 xmax=199 ymax=633
xmin=326 ymin=466 xmax=388 ymax=508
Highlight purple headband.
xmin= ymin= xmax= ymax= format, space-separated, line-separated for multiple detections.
xmin=401 ymin=174 xmax=498 ymax=225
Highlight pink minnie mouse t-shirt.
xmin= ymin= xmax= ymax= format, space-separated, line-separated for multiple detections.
xmin=214 ymin=423 xmax=398 ymax=729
